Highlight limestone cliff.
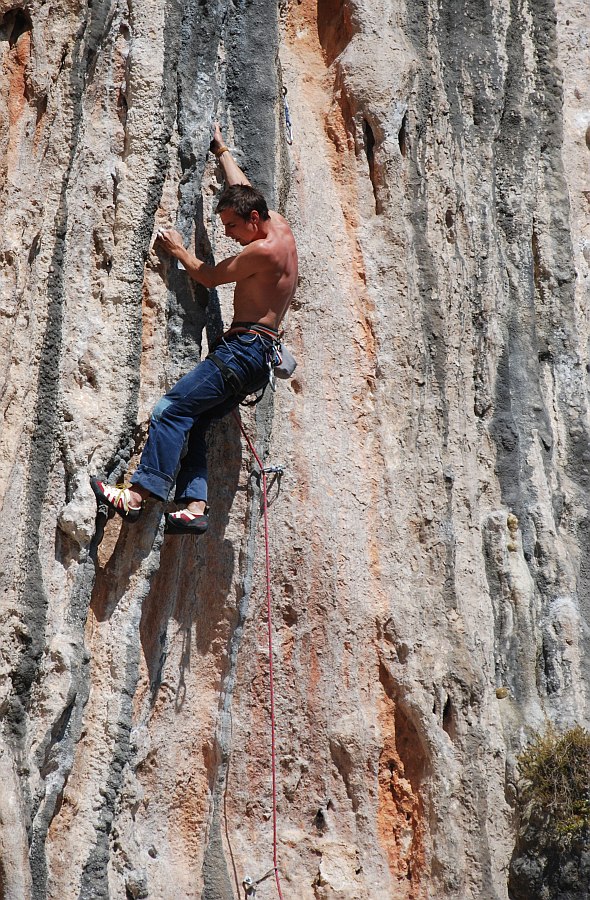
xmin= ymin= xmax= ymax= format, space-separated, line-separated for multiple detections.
xmin=1 ymin=0 xmax=589 ymax=896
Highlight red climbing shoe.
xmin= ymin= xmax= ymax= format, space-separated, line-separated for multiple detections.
xmin=164 ymin=507 xmax=209 ymax=535
xmin=91 ymin=477 xmax=143 ymax=522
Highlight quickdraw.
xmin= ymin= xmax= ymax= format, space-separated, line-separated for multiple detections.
xmin=282 ymin=86 xmax=293 ymax=146
xmin=243 ymin=869 xmax=275 ymax=898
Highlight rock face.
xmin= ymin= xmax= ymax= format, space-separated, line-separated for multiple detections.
xmin=1 ymin=0 xmax=590 ymax=896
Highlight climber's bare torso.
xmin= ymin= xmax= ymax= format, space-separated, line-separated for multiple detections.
xmin=218 ymin=209 xmax=298 ymax=330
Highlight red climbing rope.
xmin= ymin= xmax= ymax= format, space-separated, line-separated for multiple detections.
xmin=233 ymin=410 xmax=285 ymax=900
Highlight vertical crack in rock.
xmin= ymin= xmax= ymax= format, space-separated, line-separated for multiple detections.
xmin=12 ymin=10 xmax=87 ymax=749
xmin=78 ymin=671 xmax=135 ymax=899
xmin=406 ymin=0 xmax=459 ymax=612
xmin=528 ymin=0 xmax=590 ymax=674
xmin=435 ymin=0 xmax=501 ymax=140
xmin=491 ymin=0 xmax=547 ymax=533
xmin=3 ymin=8 xmax=32 ymax=48
xmin=29 ymin=646 xmax=90 ymax=896
xmin=361 ymin=117 xmax=379 ymax=214
xmin=317 ymin=0 xmax=354 ymax=67
xmin=490 ymin=0 xmax=590 ymax=710
xmin=11 ymin=13 xmax=116 ymax=896
xmin=491 ymin=0 xmax=568 ymax=529
xmin=79 ymin=519 xmax=166 ymax=897
xmin=225 ymin=0 xmax=280 ymax=205
xmin=201 ymin=472 xmax=263 ymax=900
xmin=376 ymin=660 xmax=427 ymax=892
xmin=27 ymin=0 xmax=179 ymax=892
xmin=23 ymin=2 xmax=163 ymax=888
xmin=165 ymin=0 xmax=230 ymax=379
xmin=104 ymin=0 xmax=181 ymax=482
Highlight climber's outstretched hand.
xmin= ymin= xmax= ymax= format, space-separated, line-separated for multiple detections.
xmin=210 ymin=122 xmax=225 ymax=155
xmin=155 ymin=227 xmax=184 ymax=257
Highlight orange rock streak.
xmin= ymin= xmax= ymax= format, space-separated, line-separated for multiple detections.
xmin=377 ymin=692 xmax=427 ymax=898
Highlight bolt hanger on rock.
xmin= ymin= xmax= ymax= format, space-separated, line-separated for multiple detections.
xmin=243 ymin=868 xmax=275 ymax=898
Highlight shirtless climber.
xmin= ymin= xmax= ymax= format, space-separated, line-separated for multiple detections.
xmin=91 ymin=124 xmax=298 ymax=534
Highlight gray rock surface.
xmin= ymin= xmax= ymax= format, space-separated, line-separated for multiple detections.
xmin=0 ymin=0 xmax=589 ymax=896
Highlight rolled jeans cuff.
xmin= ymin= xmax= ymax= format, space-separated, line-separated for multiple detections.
xmin=175 ymin=477 xmax=208 ymax=504
xmin=131 ymin=464 xmax=174 ymax=502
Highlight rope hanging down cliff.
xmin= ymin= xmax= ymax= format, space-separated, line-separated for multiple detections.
xmin=234 ymin=410 xmax=285 ymax=900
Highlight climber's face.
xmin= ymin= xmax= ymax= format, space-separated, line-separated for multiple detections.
xmin=219 ymin=208 xmax=259 ymax=245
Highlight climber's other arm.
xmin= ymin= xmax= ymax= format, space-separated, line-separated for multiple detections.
xmin=210 ymin=122 xmax=251 ymax=187
xmin=155 ymin=227 xmax=267 ymax=290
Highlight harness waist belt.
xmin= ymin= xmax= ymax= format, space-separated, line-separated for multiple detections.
xmin=226 ymin=321 xmax=279 ymax=342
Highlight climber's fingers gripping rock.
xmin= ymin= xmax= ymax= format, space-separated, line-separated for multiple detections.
xmin=210 ymin=121 xmax=225 ymax=154
xmin=155 ymin=227 xmax=184 ymax=258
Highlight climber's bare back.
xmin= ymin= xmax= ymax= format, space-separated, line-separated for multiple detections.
xmin=219 ymin=209 xmax=298 ymax=331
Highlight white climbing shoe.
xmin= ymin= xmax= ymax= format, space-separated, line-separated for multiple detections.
xmin=91 ymin=477 xmax=143 ymax=522
xmin=164 ymin=507 xmax=209 ymax=535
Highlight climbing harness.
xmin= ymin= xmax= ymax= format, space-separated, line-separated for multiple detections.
xmin=207 ymin=323 xmax=297 ymax=402
xmin=221 ymin=322 xmax=297 ymax=388
xmin=282 ymin=87 xmax=293 ymax=146
xmin=233 ymin=410 xmax=285 ymax=900
xmin=207 ymin=351 xmax=246 ymax=396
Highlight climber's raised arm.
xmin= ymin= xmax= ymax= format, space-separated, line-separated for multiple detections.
xmin=210 ymin=122 xmax=251 ymax=187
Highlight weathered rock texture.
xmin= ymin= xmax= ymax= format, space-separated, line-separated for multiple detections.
xmin=1 ymin=0 xmax=590 ymax=896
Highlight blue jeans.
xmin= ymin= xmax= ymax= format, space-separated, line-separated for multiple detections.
xmin=131 ymin=333 xmax=271 ymax=502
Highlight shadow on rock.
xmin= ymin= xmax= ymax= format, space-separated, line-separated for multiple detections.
xmin=90 ymin=500 xmax=164 ymax=622
xmin=138 ymin=414 xmax=244 ymax=706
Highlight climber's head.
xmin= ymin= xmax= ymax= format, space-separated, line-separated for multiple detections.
xmin=216 ymin=184 xmax=270 ymax=222
xmin=216 ymin=185 xmax=270 ymax=244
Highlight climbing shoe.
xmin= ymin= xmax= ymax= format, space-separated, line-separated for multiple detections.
xmin=91 ymin=477 xmax=143 ymax=522
xmin=164 ymin=507 xmax=209 ymax=535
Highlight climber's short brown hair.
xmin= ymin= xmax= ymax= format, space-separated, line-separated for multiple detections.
xmin=216 ymin=185 xmax=270 ymax=222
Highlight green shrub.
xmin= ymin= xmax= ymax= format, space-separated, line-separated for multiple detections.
xmin=518 ymin=724 xmax=590 ymax=841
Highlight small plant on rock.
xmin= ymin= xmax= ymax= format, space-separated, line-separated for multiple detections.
xmin=518 ymin=724 xmax=590 ymax=842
